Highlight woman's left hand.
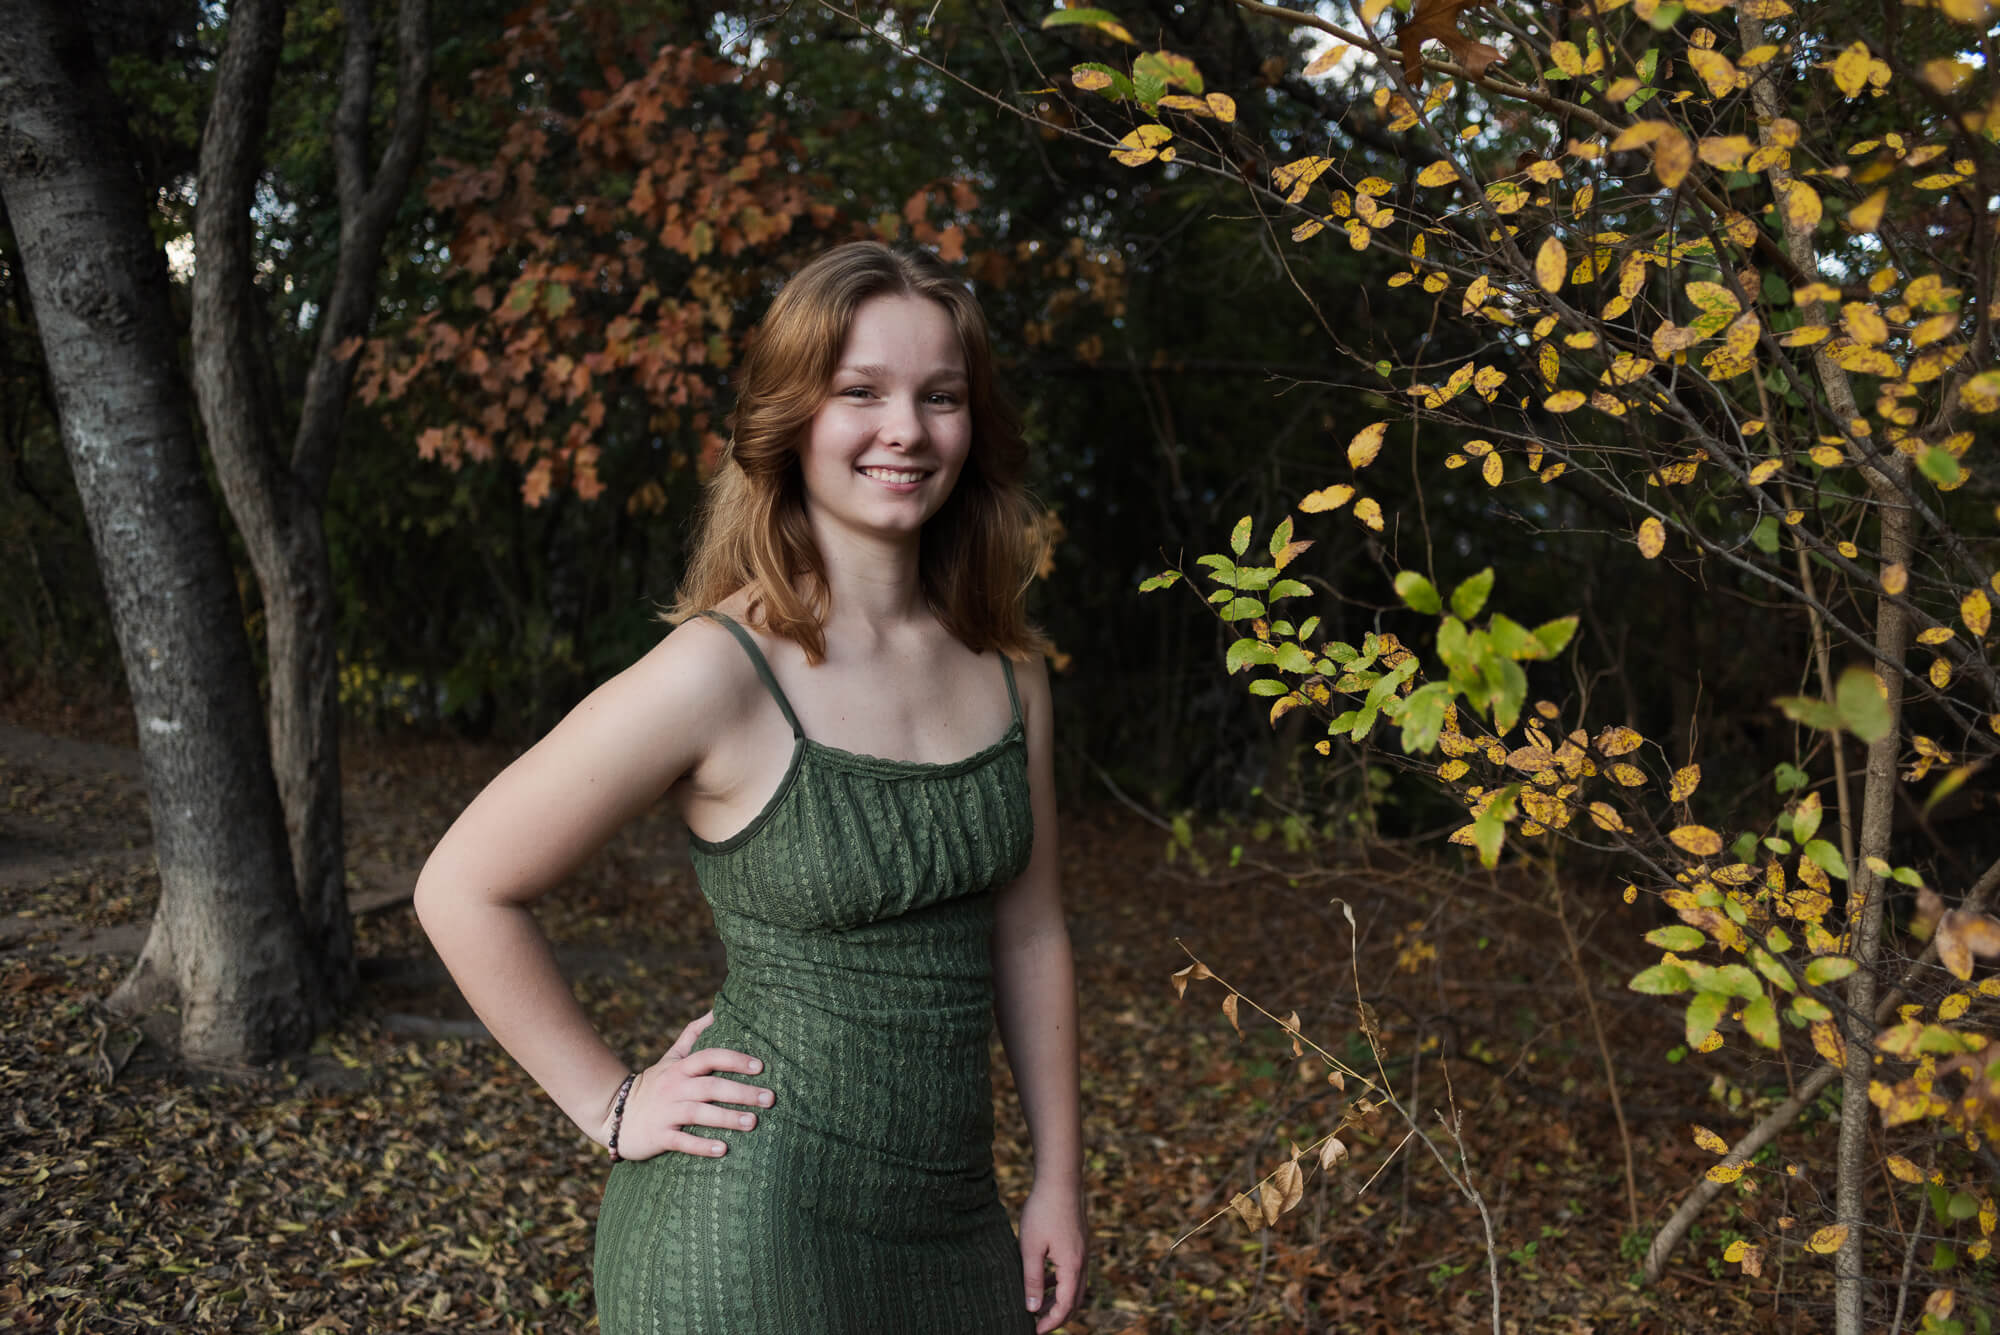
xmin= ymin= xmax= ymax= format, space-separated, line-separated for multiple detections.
xmin=1019 ymin=1178 xmax=1086 ymax=1332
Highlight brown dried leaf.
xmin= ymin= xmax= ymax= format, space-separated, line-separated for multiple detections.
xmin=1222 ymin=991 xmax=1243 ymax=1035
xmin=1397 ymin=0 xmax=1501 ymax=88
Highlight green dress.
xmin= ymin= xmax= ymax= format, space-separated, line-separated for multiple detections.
xmin=594 ymin=612 xmax=1038 ymax=1334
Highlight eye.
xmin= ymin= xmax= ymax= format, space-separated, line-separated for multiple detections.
xmin=837 ymin=385 xmax=876 ymax=400
xmin=927 ymin=390 xmax=964 ymax=406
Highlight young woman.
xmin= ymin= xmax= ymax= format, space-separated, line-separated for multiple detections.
xmin=413 ymin=242 xmax=1085 ymax=1333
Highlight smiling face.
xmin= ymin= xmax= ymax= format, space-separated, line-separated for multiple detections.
xmin=798 ymin=292 xmax=973 ymax=546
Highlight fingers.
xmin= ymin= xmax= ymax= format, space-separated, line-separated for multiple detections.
xmin=1039 ymin=1252 xmax=1084 ymax=1334
xmin=662 ymin=1008 xmax=717 ymax=1061
xmin=666 ymin=1046 xmax=764 ymax=1080
xmin=1021 ymin=1239 xmax=1047 ymax=1322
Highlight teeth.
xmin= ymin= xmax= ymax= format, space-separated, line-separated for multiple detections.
xmin=861 ymin=467 xmax=925 ymax=483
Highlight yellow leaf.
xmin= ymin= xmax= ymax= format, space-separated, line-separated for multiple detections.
xmin=1699 ymin=135 xmax=1752 ymax=169
xmin=1482 ymin=451 xmax=1503 ymax=487
xmin=1693 ymin=1125 xmax=1729 ymax=1154
xmin=1111 ymin=124 xmax=1175 ymax=166
xmin=1687 ymin=48 xmax=1741 ymax=99
xmin=1652 ymin=128 xmax=1693 ymax=188
xmin=1848 ymin=188 xmax=1887 ymax=233
xmin=1805 ymin=1224 xmax=1849 ymax=1254
xmin=1300 ymin=484 xmax=1355 ymax=513
xmin=1707 ymin=1162 xmax=1746 ymax=1184
xmin=1965 ymin=589 xmax=1993 ymax=638
xmin=1829 ymin=42 xmax=1876 ymax=98
xmin=1669 ymin=764 xmax=1702 ymax=802
xmin=1830 ymin=343 xmax=1898 ymax=377
xmin=1670 ymin=824 xmax=1723 ymax=857
xmin=1535 ymin=237 xmax=1566 ymax=293
xmin=1842 ymin=303 xmax=1889 ymax=346
xmin=1461 ymin=274 xmax=1492 ymax=315
xmin=1545 ymin=390 xmax=1586 ymax=414
xmin=1885 ymin=1154 xmax=1925 ymax=1184
xmin=1596 ymin=725 xmax=1643 ymax=756
xmin=1812 ymin=1019 xmax=1846 ymax=1066
xmin=1415 ymin=159 xmax=1460 ymax=188
xmin=1304 ymin=44 xmax=1348 ymax=77
xmin=1777 ymin=180 xmax=1822 ymax=229
xmin=1612 ymin=762 xmax=1648 ymax=787
xmin=1748 ymin=458 xmax=1782 ymax=486
xmin=1353 ymin=497 xmax=1384 ymax=532
xmin=1637 ymin=516 xmax=1665 ymax=559
xmin=1273 ymin=156 xmax=1334 ymax=203
xmin=1588 ymin=801 xmax=1627 ymax=832
xmin=1207 ymin=92 xmax=1237 ymax=122
xmin=1348 ymin=421 xmax=1387 ymax=469
xmin=1539 ymin=343 xmax=1561 ymax=386
xmin=1882 ymin=563 xmax=1908 ymax=595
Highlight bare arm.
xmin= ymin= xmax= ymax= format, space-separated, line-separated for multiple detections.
xmin=992 ymin=655 xmax=1085 ymax=1331
xmin=413 ymin=621 xmax=767 ymax=1153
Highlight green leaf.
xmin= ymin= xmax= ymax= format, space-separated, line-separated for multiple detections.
xmin=1138 ymin=571 xmax=1182 ymax=592
xmin=1685 ymin=990 xmax=1726 ymax=1047
xmin=1219 ymin=597 xmax=1266 ymax=620
xmin=1775 ymin=694 xmax=1842 ymax=732
xmin=1040 ymin=7 xmax=1137 ymax=42
xmin=1532 ymin=616 xmax=1579 ymax=658
xmin=1449 ymin=567 xmax=1494 ymax=620
xmin=1750 ymin=946 xmax=1795 ymax=993
xmin=1246 ymin=679 xmax=1289 ymax=697
xmin=1227 ymin=638 xmax=1276 ymax=674
xmin=1803 ymin=955 xmax=1857 ymax=986
xmin=1436 ymin=616 xmax=1471 ymax=670
xmin=1268 ymin=515 xmax=1295 ymax=559
xmin=1275 ymin=642 xmax=1316 ymax=674
xmin=1697 ymin=964 xmax=1762 ymax=1000
xmin=1071 ymin=61 xmax=1137 ymax=99
xmin=1774 ymin=762 xmax=1808 ymax=794
xmin=1645 ymin=926 xmax=1706 ymax=951
xmin=1788 ymin=995 xmax=1831 ymax=1022
xmin=1394 ymin=571 xmax=1442 ymax=615
xmin=1741 ymin=995 xmax=1780 ymax=1049
xmin=1133 ymin=49 xmax=1203 ymax=94
xmin=1919 ymin=446 xmax=1963 ymax=487
xmin=1834 ymin=665 xmax=1891 ymax=743
xmin=1487 ymin=614 xmax=1538 ymax=660
xmin=1328 ymin=708 xmax=1359 ymax=736
xmin=1793 ymin=799 xmax=1823 ymax=845
xmin=1229 ymin=515 xmax=1252 ymax=556
xmin=1804 ymin=839 xmax=1848 ymax=879
xmin=1269 ymin=579 xmax=1313 ymax=602
xmin=1630 ymin=963 xmax=1694 ymax=995
xmin=1751 ymin=514 xmax=1781 ymax=554
xmin=542 ymin=281 xmax=574 ymax=317
xmin=1397 ymin=682 xmax=1451 ymax=753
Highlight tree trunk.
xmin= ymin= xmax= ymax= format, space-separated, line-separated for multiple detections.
xmin=191 ymin=0 xmax=430 ymax=1007
xmin=0 ymin=0 xmax=324 ymax=1062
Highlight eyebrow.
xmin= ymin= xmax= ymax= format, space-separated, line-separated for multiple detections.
xmin=836 ymin=362 xmax=968 ymax=383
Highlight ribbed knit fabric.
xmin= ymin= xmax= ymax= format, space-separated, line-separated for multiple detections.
xmin=594 ymin=613 xmax=1038 ymax=1334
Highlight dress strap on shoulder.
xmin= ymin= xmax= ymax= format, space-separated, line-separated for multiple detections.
xmin=999 ymin=654 xmax=1023 ymax=727
xmin=698 ymin=611 xmax=804 ymax=739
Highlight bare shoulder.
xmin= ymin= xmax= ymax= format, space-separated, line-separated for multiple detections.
xmin=1009 ymin=649 xmax=1054 ymax=732
xmin=606 ymin=612 xmax=762 ymax=748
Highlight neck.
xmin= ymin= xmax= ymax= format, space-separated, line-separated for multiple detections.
xmin=808 ymin=516 xmax=928 ymax=629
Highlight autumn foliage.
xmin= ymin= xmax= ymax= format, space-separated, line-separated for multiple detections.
xmin=1017 ymin=0 xmax=2000 ymax=1320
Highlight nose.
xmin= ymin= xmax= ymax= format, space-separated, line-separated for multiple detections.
xmin=879 ymin=393 xmax=929 ymax=452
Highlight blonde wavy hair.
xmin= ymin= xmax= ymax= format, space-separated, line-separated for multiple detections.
xmin=668 ymin=242 xmax=1046 ymax=664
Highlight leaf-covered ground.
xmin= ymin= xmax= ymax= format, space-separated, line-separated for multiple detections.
xmin=2 ymin=716 xmax=1836 ymax=1333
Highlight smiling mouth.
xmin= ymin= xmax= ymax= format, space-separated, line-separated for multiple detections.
xmin=858 ymin=466 xmax=929 ymax=484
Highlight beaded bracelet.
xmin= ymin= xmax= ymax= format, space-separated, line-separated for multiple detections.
xmin=607 ymin=1071 xmax=639 ymax=1162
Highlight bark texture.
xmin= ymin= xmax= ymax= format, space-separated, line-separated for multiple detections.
xmin=192 ymin=0 xmax=431 ymax=1007
xmin=0 ymin=0 xmax=323 ymax=1061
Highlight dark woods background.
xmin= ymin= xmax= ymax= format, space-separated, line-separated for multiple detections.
xmin=0 ymin=0 xmax=1950 ymax=854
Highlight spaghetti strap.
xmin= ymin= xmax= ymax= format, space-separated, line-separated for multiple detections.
xmin=999 ymin=655 xmax=1022 ymax=727
xmin=698 ymin=611 xmax=804 ymax=740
